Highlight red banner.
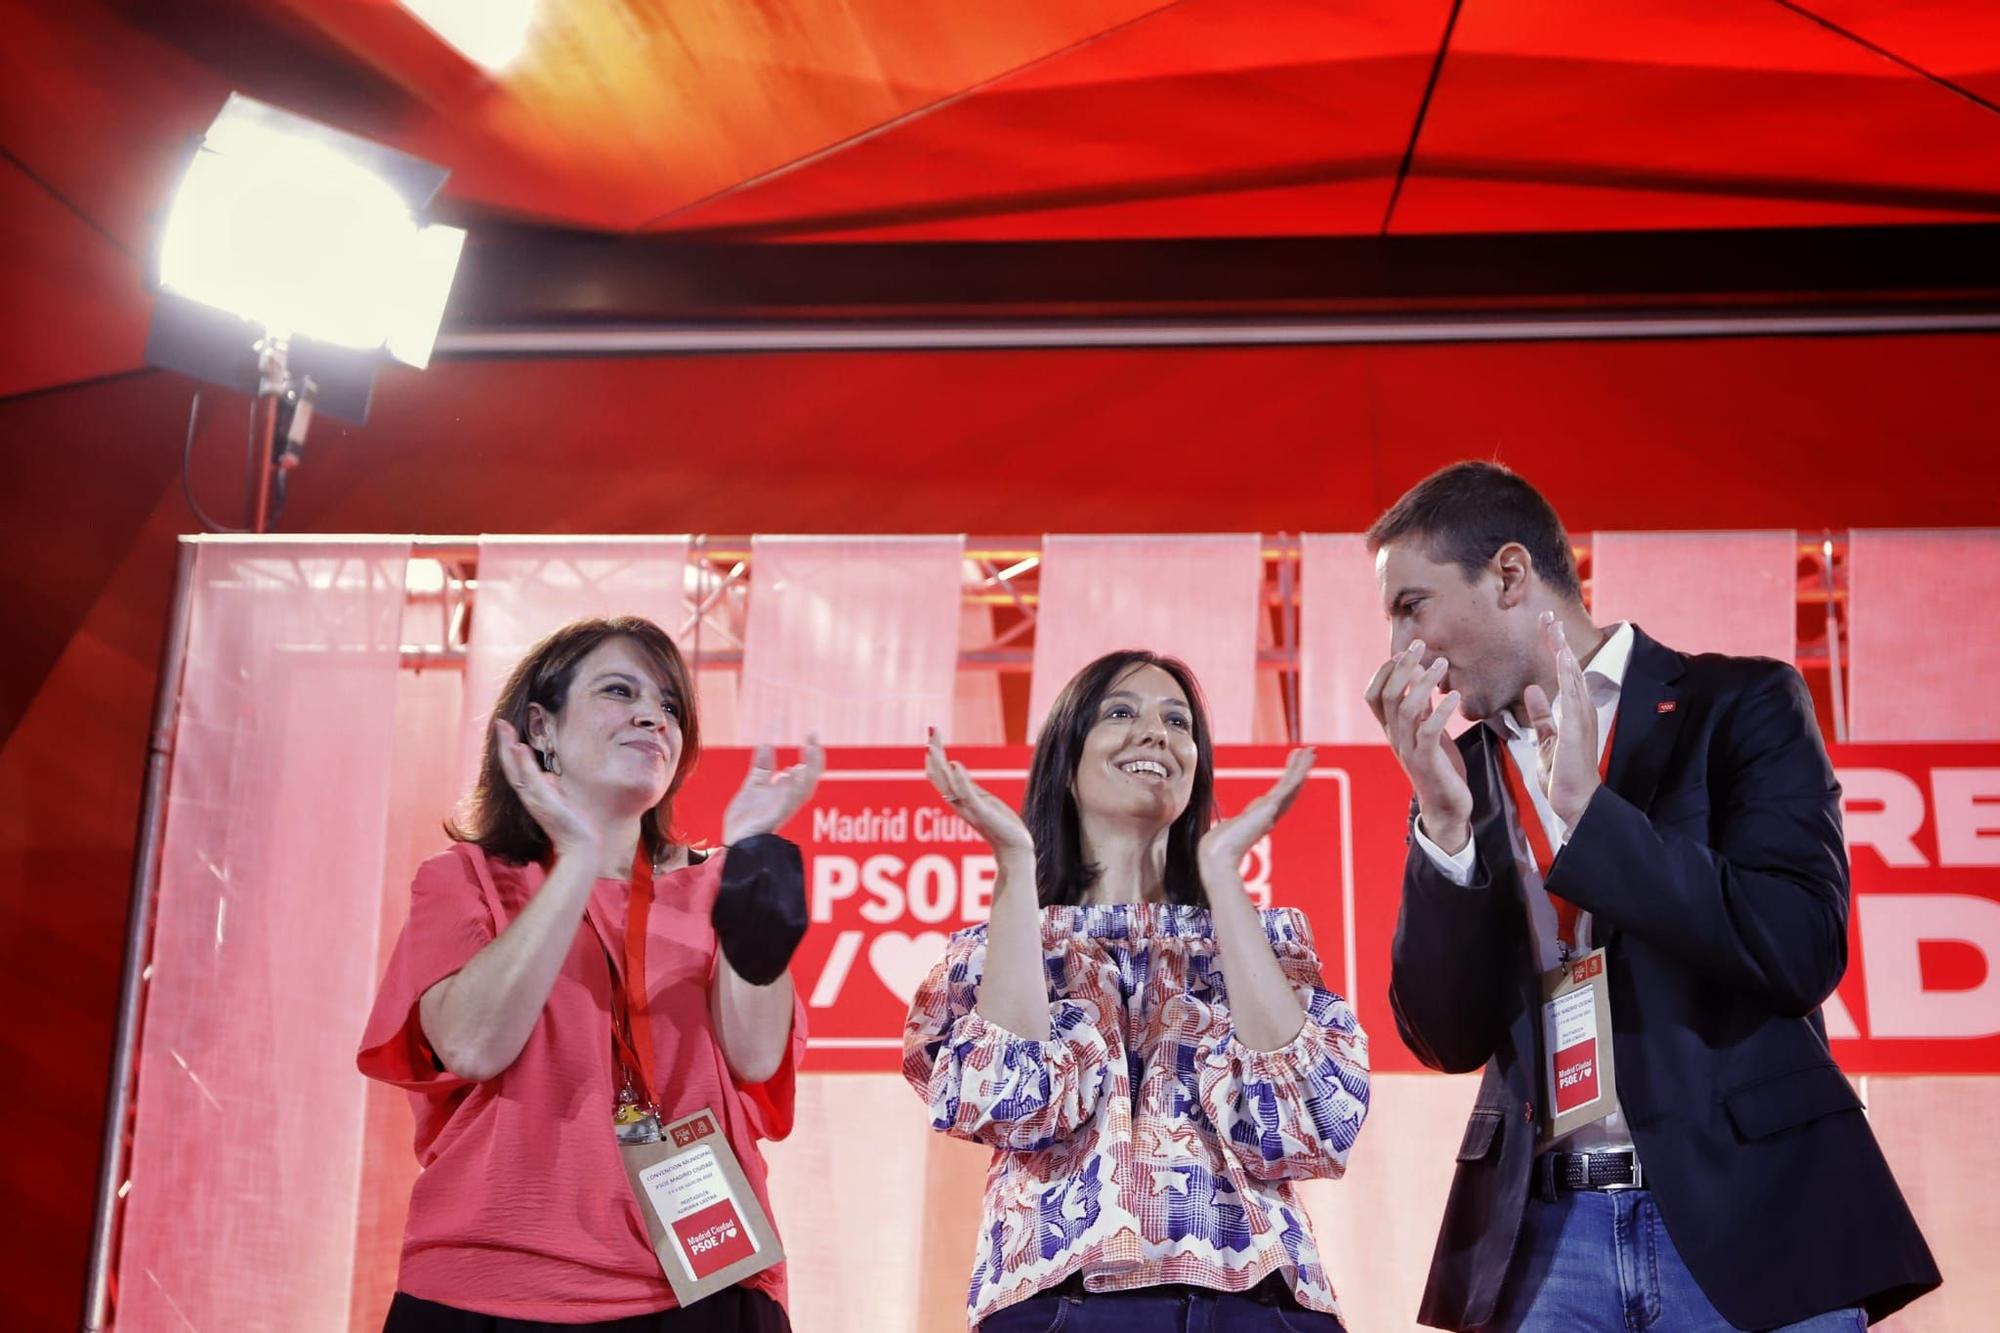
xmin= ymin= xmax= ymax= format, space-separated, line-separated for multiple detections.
xmin=675 ymin=746 xmax=2000 ymax=1075
xmin=1827 ymin=746 xmax=2000 ymax=1073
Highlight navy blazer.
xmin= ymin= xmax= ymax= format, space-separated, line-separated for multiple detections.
xmin=1389 ymin=627 xmax=1939 ymax=1330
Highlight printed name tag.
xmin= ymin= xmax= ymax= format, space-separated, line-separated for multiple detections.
xmin=1539 ymin=948 xmax=1620 ymax=1139
xmin=620 ymin=1107 xmax=782 ymax=1305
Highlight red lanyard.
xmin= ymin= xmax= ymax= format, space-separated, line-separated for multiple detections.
xmin=1499 ymin=714 xmax=1617 ymax=951
xmin=609 ymin=843 xmax=659 ymax=1110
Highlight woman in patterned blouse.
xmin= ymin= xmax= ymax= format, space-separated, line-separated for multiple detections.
xmin=904 ymin=649 xmax=1370 ymax=1332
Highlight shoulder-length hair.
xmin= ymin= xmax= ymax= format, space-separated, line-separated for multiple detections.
xmin=449 ymin=615 xmax=701 ymax=866
xmin=1022 ymin=649 xmax=1217 ymax=907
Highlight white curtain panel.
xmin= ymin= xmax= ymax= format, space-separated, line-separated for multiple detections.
xmin=739 ymin=535 xmax=966 ymax=745
xmin=1029 ymin=534 xmax=1263 ymax=743
xmin=1849 ymin=529 xmax=2000 ymax=741
xmin=118 ymin=539 xmax=410 ymax=1332
xmin=1591 ymin=530 xmax=1798 ymax=663
xmin=1299 ymin=533 xmax=1391 ymax=745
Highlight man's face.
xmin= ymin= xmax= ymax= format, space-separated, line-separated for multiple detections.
xmin=1375 ymin=537 xmax=1536 ymax=722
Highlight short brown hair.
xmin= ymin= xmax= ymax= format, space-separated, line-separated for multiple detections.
xmin=450 ymin=616 xmax=701 ymax=865
xmin=1366 ymin=460 xmax=1582 ymax=601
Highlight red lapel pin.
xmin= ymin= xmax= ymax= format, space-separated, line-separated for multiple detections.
xmin=1657 ymin=700 xmax=1677 ymax=714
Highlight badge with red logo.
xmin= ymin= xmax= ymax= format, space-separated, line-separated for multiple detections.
xmin=1540 ymin=946 xmax=1621 ymax=1137
xmin=621 ymin=1107 xmax=783 ymax=1304
xmin=1553 ymin=1036 xmax=1599 ymax=1115
xmin=671 ymin=1198 xmax=759 ymax=1279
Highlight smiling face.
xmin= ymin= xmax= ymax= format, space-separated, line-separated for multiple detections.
xmin=527 ymin=635 xmax=684 ymax=818
xmin=1068 ymin=662 xmax=1200 ymax=831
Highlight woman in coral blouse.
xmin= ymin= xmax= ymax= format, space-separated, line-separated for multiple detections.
xmin=905 ymin=649 xmax=1370 ymax=1332
xmin=360 ymin=616 xmax=821 ymax=1332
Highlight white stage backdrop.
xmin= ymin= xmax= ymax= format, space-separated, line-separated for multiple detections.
xmin=113 ymin=532 xmax=1998 ymax=1333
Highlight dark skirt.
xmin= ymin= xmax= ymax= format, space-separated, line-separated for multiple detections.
xmin=384 ymin=1287 xmax=790 ymax=1333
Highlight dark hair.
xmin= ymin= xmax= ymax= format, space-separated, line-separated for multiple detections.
xmin=450 ymin=616 xmax=701 ymax=866
xmin=1023 ymin=650 xmax=1218 ymax=907
xmin=1365 ymin=460 xmax=1582 ymax=601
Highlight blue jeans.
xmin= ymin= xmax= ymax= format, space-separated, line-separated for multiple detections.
xmin=976 ymin=1282 xmax=1345 ymax=1333
xmin=1489 ymin=1189 xmax=1867 ymax=1331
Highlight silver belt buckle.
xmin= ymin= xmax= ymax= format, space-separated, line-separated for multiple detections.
xmin=1598 ymin=1151 xmax=1644 ymax=1192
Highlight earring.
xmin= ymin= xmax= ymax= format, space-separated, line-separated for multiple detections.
xmin=536 ymin=744 xmax=562 ymax=777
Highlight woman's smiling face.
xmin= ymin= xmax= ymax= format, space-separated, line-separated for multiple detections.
xmin=528 ymin=635 xmax=684 ymax=812
xmin=1068 ymin=662 xmax=1199 ymax=830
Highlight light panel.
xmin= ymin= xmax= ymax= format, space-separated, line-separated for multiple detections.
xmin=155 ymin=94 xmax=463 ymax=367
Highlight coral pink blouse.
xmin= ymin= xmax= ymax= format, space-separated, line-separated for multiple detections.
xmin=359 ymin=843 xmax=807 ymax=1322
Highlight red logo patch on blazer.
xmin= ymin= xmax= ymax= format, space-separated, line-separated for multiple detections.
xmin=1657 ymin=701 xmax=1677 ymax=714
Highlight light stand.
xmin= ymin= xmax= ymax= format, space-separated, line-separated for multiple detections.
xmin=243 ymin=334 xmax=319 ymax=533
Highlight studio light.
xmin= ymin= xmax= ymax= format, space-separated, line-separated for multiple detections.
xmin=147 ymin=93 xmax=467 ymax=531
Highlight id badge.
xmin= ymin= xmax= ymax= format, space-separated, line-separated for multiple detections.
xmin=1539 ymin=947 xmax=1620 ymax=1139
xmin=618 ymin=1106 xmax=783 ymax=1305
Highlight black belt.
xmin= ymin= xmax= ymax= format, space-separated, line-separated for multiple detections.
xmin=1533 ymin=1149 xmax=1644 ymax=1200
xmin=1045 ymin=1272 xmax=1302 ymax=1308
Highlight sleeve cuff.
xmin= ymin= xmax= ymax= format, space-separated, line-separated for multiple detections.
xmin=1414 ymin=817 xmax=1477 ymax=885
xmin=1229 ymin=1011 xmax=1323 ymax=1078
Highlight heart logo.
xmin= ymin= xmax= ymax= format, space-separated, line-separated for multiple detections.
xmin=868 ymin=931 xmax=949 ymax=1005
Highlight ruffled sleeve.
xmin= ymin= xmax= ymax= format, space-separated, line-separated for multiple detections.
xmin=901 ymin=927 xmax=1111 ymax=1151
xmin=356 ymin=844 xmax=501 ymax=1093
xmin=1197 ymin=919 xmax=1370 ymax=1182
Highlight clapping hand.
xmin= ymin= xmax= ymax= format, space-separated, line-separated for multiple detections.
xmin=925 ymin=728 xmax=1034 ymax=861
xmin=493 ymin=719 xmax=603 ymax=860
xmin=1199 ymin=747 xmax=1314 ymax=887
xmin=1365 ymin=641 xmax=1472 ymax=851
xmin=1522 ymin=612 xmax=1600 ymax=827
xmin=722 ymin=736 xmax=826 ymax=844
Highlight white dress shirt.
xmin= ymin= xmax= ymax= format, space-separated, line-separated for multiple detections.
xmin=1413 ymin=621 xmax=1637 ymax=1156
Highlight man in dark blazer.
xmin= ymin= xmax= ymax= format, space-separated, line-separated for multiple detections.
xmin=1364 ymin=462 xmax=1938 ymax=1331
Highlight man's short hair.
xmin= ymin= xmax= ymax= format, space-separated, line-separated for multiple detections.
xmin=1365 ymin=460 xmax=1583 ymax=601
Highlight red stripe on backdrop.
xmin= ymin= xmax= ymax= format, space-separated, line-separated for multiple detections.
xmin=676 ymin=745 xmax=2000 ymax=1076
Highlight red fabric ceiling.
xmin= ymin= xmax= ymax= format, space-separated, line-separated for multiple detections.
xmin=4 ymin=0 xmax=1997 ymax=401
xmin=234 ymin=0 xmax=2000 ymax=238
xmin=10 ymin=0 xmax=2000 ymax=253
